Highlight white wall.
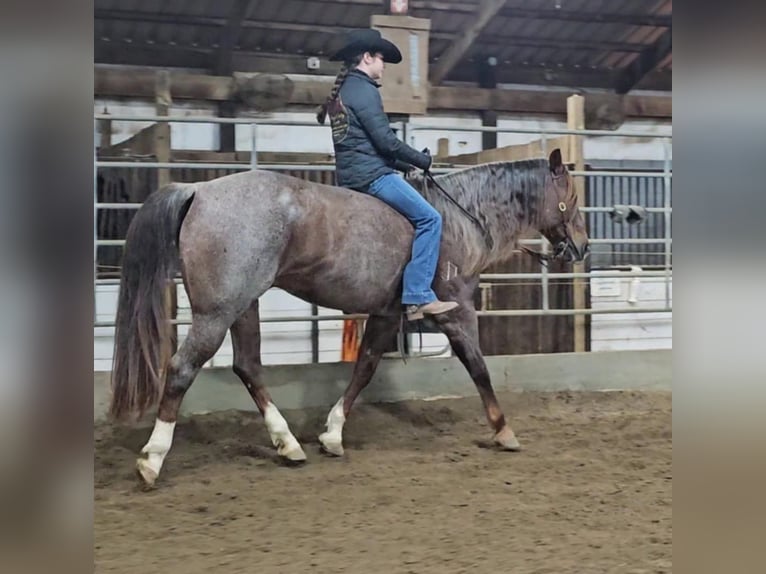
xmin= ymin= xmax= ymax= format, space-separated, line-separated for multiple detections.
xmin=589 ymin=272 xmax=672 ymax=352
xmin=95 ymin=99 xmax=672 ymax=161
xmin=94 ymin=284 xmax=450 ymax=372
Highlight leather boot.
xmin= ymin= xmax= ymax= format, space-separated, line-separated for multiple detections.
xmin=405 ymin=300 xmax=459 ymax=321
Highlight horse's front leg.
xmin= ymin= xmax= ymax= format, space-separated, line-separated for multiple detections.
xmin=431 ymin=303 xmax=521 ymax=451
xmin=319 ymin=314 xmax=400 ymax=456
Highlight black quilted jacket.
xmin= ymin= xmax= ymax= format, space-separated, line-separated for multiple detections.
xmin=329 ymin=70 xmax=432 ymax=192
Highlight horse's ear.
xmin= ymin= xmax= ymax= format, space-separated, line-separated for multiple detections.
xmin=549 ymin=148 xmax=564 ymax=173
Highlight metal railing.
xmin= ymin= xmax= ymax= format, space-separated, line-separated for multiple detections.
xmin=94 ymin=114 xmax=672 ymax=333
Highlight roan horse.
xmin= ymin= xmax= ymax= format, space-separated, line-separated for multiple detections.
xmin=109 ymin=148 xmax=589 ymax=487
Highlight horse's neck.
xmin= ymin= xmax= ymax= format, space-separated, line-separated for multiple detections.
xmin=420 ymin=172 xmax=539 ymax=276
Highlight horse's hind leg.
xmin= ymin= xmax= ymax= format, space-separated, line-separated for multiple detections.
xmin=431 ymin=304 xmax=521 ymax=451
xmin=230 ymin=299 xmax=306 ymax=463
xmin=136 ymin=311 xmax=232 ymax=487
xmin=319 ymin=314 xmax=400 ymax=456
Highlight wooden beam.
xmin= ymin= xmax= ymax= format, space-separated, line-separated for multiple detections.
xmin=409 ymin=3 xmax=671 ymax=26
xmin=95 ymin=41 xmax=212 ymax=70
xmin=96 ymin=10 xmax=651 ymax=55
xmin=214 ymin=0 xmax=254 ymax=74
xmin=230 ymin=53 xmax=342 ymax=75
xmin=95 ymin=41 xmax=343 ymax=75
xmin=215 ymin=1 xmax=255 ymax=150
xmin=94 ymin=68 xmax=671 ymax=119
xmin=497 ymin=6 xmax=671 ymax=27
xmin=94 ymin=38 xmax=648 ymax=88
xmin=447 ymin=62 xmax=621 ymax=90
xmin=95 ymin=9 xmax=354 ymax=38
xmin=615 ymin=29 xmax=672 ymax=94
xmin=455 ymin=34 xmax=649 ymax=53
xmin=429 ymin=0 xmax=507 ymax=85
xmin=96 ymin=39 xmax=651 ymax=92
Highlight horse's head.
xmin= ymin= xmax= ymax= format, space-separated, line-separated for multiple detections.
xmin=537 ymin=149 xmax=590 ymax=263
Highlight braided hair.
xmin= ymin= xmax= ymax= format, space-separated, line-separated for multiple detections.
xmin=316 ymin=54 xmax=363 ymax=124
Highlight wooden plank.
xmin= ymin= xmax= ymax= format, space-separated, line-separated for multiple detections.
xmin=94 ymin=68 xmax=671 ymax=119
xmin=441 ymin=135 xmax=568 ymax=165
xmin=429 ymin=0 xmax=506 ymax=85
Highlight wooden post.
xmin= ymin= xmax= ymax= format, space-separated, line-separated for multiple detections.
xmin=97 ymin=108 xmax=112 ymax=150
xmin=567 ymin=94 xmax=587 ymax=353
xmin=218 ymin=101 xmax=237 ymax=153
xmin=479 ymin=59 xmax=497 ymax=150
xmin=154 ymin=71 xmax=171 ymax=188
xmin=154 ymin=71 xmax=177 ymax=353
xmin=437 ymin=137 xmax=450 ymax=159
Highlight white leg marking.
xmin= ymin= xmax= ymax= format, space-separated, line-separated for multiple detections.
xmin=137 ymin=419 xmax=176 ymax=485
xmin=264 ymin=403 xmax=306 ymax=461
xmin=318 ymin=397 xmax=346 ymax=456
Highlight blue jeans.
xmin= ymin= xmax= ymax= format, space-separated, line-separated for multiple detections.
xmin=367 ymin=173 xmax=442 ymax=305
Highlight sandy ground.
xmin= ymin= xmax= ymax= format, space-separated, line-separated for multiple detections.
xmin=95 ymin=390 xmax=672 ymax=573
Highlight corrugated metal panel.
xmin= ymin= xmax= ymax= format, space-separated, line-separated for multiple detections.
xmin=586 ymin=169 xmax=671 ymax=268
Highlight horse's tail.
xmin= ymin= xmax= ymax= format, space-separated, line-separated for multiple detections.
xmin=109 ymin=183 xmax=196 ymax=422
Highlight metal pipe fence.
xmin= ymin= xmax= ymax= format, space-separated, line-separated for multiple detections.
xmin=94 ymin=114 xmax=672 ymax=336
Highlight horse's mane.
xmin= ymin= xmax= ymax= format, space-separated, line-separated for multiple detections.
xmin=410 ymin=159 xmax=551 ymax=271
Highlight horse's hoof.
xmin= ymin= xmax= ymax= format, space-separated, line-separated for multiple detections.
xmin=494 ymin=427 xmax=522 ymax=451
xmin=278 ymin=444 xmax=307 ymax=464
xmin=318 ymin=432 xmax=344 ymax=457
xmin=136 ymin=458 xmax=159 ymax=488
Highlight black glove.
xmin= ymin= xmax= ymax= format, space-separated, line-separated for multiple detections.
xmin=392 ymin=159 xmax=415 ymax=176
xmin=421 ymin=148 xmax=433 ymax=173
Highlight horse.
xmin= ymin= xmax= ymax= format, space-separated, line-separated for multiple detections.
xmin=109 ymin=148 xmax=589 ymax=487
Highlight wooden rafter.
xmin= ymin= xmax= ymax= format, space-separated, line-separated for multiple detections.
xmin=214 ymin=0 xmax=254 ymax=75
xmin=95 ymin=10 xmax=650 ymax=54
xmin=615 ymin=28 xmax=672 ymax=94
xmin=429 ymin=0 xmax=507 ymax=85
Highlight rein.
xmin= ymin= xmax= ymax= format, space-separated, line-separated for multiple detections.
xmin=518 ymin=244 xmax=553 ymax=266
xmin=422 ymin=171 xmax=494 ymax=250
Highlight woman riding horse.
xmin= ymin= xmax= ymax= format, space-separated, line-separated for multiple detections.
xmin=317 ymin=28 xmax=459 ymax=321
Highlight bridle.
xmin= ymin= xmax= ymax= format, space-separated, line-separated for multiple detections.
xmin=517 ymin=169 xmax=579 ymax=265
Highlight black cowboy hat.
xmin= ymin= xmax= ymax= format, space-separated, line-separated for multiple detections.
xmin=329 ymin=28 xmax=402 ymax=63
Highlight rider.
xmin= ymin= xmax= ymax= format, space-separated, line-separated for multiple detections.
xmin=317 ymin=28 xmax=459 ymax=320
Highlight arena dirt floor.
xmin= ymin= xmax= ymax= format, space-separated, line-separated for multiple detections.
xmin=95 ymin=389 xmax=672 ymax=574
